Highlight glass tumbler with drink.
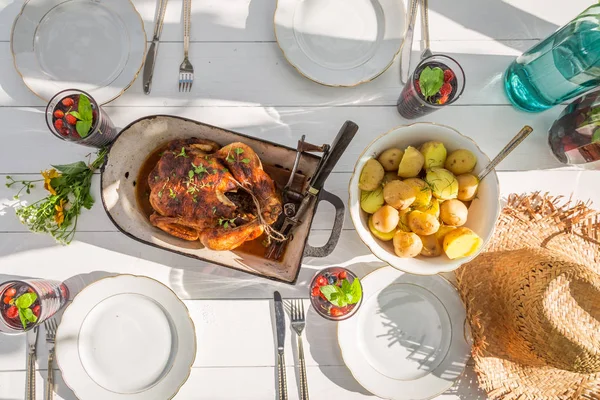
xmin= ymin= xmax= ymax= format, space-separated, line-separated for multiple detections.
xmin=548 ymin=88 xmax=600 ymax=166
xmin=504 ymin=3 xmax=600 ymax=112
xmin=0 ymin=279 xmax=69 ymax=334
xmin=309 ymin=267 xmax=363 ymax=321
xmin=397 ymin=54 xmax=466 ymax=119
xmin=46 ymin=89 xmax=119 ymax=148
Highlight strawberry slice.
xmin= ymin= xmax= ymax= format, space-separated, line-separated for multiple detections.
xmin=6 ymin=306 xmax=18 ymax=319
xmin=439 ymin=83 xmax=452 ymax=97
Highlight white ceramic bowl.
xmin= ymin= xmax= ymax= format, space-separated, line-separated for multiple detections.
xmin=349 ymin=123 xmax=500 ymax=275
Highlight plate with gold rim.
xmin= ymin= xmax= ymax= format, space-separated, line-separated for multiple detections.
xmin=55 ymin=275 xmax=196 ymax=400
xmin=338 ymin=267 xmax=471 ymax=400
xmin=274 ymin=0 xmax=405 ymax=86
xmin=11 ymin=0 xmax=146 ymax=104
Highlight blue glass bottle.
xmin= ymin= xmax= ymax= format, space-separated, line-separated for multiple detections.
xmin=504 ymin=4 xmax=600 ymax=112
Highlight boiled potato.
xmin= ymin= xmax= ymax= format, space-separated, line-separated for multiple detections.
xmin=383 ymin=171 xmax=400 ymax=184
xmin=414 ymin=198 xmax=440 ymax=218
xmin=397 ymin=209 xmax=411 ymax=232
xmin=360 ymin=188 xmax=384 ymax=214
xmin=440 ymin=199 xmax=469 ymax=226
xmin=403 ymin=178 xmax=432 ymax=208
xmin=372 ymin=205 xmax=399 ymax=233
xmin=420 ymin=141 xmax=447 ymax=169
xmin=443 ymin=227 xmax=483 ymax=259
xmin=408 ymin=210 xmax=440 ymax=236
xmin=393 ymin=231 xmax=423 ymax=258
xmin=418 ymin=234 xmax=442 ymax=257
xmin=425 ymin=168 xmax=459 ymax=200
xmin=435 ymin=225 xmax=457 ymax=249
xmin=358 ymin=159 xmax=385 ymax=191
xmin=368 ymin=216 xmax=396 ymax=241
xmin=383 ymin=180 xmax=415 ymax=210
xmin=378 ymin=148 xmax=404 ymax=172
xmin=457 ymin=174 xmax=479 ymax=201
xmin=445 ymin=149 xmax=477 ymax=175
xmin=397 ymin=146 xmax=425 ymax=178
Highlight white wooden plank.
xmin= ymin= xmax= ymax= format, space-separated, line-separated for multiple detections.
xmin=0 ymin=40 xmax=568 ymax=107
xmin=0 ymin=105 xmax=567 ymax=174
xmin=2 ymin=171 xmax=600 ymax=234
xmin=416 ymin=0 xmax=587 ymax=42
xmin=0 ymin=0 xmax=588 ymax=43
xmin=0 ymin=229 xmax=383 ymax=299
xmin=0 ymin=364 xmax=487 ymax=399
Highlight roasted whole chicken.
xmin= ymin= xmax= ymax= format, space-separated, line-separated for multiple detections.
xmin=147 ymin=138 xmax=283 ymax=250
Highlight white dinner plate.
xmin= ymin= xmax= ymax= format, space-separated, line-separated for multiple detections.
xmin=338 ymin=267 xmax=471 ymax=400
xmin=274 ymin=0 xmax=405 ymax=86
xmin=11 ymin=0 xmax=146 ymax=104
xmin=56 ymin=275 xmax=196 ymax=400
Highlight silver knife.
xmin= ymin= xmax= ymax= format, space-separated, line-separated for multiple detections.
xmin=143 ymin=0 xmax=170 ymax=94
xmin=25 ymin=326 xmax=38 ymax=400
xmin=399 ymin=0 xmax=419 ymax=84
xmin=274 ymin=291 xmax=288 ymax=400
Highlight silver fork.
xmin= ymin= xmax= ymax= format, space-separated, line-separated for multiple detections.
xmin=178 ymin=0 xmax=194 ymax=92
xmin=290 ymin=299 xmax=309 ymax=400
xmin=44 ymin=319 xmax=58 ymax=400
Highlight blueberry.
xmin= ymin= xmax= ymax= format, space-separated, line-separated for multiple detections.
xmin=328 ymin=275 xmax=337 ymax=285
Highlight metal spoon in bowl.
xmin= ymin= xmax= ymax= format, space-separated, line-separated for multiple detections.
xmin=478 ymin=125 xmax=534 ymax=181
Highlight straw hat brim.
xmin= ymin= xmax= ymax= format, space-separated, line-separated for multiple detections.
xmin=456 ymin=193 xmax=600 ymax=400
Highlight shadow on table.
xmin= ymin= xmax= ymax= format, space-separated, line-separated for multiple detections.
xmin=301 ymin=260 xmax=383 ymax=396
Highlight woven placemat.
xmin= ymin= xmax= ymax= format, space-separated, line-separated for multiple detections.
xmin=456 ymin=193 xmax=600 ymax=400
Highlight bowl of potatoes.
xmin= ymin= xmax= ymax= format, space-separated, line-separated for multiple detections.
xmin=349 ymin=123 xmax=500 ymax=275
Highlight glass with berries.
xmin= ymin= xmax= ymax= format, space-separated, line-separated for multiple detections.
xmin=397 ymin=55 xmax=465 ymax=119
xmin=309 ymin=267 xmax=362 ymax=321
xmin=0 ymin=279 xmax=69 ymax=334
xmin=45 ymin=89 xmax=118 ymax=148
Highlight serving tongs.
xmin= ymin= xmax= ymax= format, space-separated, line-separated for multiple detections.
xmin=266 ymin=121 xmax=359 ymax=260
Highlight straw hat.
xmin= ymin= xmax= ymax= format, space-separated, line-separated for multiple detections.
xmin=456 ymin=193 xmax=600 ymax=400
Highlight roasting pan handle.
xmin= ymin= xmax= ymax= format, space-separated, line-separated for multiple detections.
xmin=303 ymin=190 xmax=345 ymax=258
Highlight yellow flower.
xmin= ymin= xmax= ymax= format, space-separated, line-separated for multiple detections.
xmin=41 ymin=169 xmax=60 ymax=195
xmin=54 ymin=199 xmax=66 ymax=227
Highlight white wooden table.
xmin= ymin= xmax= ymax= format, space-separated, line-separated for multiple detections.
xmin=0 ymin=0 xmax=598 ymax=398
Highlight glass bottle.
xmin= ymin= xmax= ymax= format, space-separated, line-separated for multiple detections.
xmin=504 ymin=4 xmax=600 ymax=112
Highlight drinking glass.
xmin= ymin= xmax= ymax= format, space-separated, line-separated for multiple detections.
xmin=0 ymin=279 xmax=69 ymax=334
xmin=504 ymin=4 xmax=600 ymax=112
xmin=397 ymin=54 xmax=466 ymax=119
xmin=309 ymin=267 xmax=362 ymax=321
xmin=45 ymin=89 xmax=118 ymax=148
xmin=548 ymin=88 xmax=600 ymax=166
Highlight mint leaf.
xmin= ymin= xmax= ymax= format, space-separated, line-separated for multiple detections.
xmin=76 ymin=120 xmax=93 ymax=138
xmin=15 ymin=293 xmax=37 ymax=309
xmin=18 ymin=310 xmax=28 ymax=330
xmin=241 ymin=158 xmax=250 ymax=164
xmin=23 ymin=308 xmax=37 ymax=323
xmin=68 ymin=111 xmax=82 ymax=120
xmin=320 ymin=284 xmax=340 ymax=299
xmin=341 ymin=278 xmax=351 ymax=293
xmin=419 ymin=67 xmax=444 ymax=98
xmin=320 ymin=285 xmax=348 ymax=307
xmin=78 ymin=94 xmax=93 ymax=121
xmin=348 ymin=278 xmax=362 ymax=305
xmin=592 ymin=129 xmax=600 ymax=143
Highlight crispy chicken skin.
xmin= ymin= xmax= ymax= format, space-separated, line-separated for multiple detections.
xmin=147 ymin=139 xmax=282 ymax=250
